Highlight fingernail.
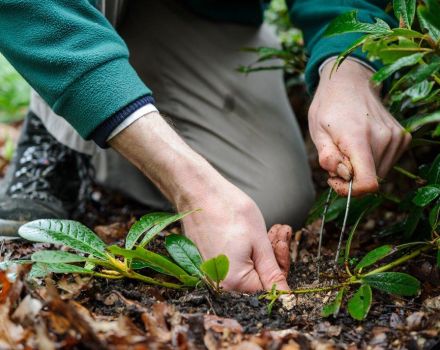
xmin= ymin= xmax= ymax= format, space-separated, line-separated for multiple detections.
xmin=337 ymin=163 xmax=352 ymax=181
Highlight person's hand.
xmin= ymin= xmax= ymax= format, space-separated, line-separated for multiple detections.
xmin=178 ymin=180 xmax=291 ymax=292
xmin=109 ymin=113 xmax=290 ymax=292
xmin=309 ymin=59 xmax=411 ymax=196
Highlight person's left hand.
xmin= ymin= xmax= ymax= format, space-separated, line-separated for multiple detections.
xmin=308 ymin=59 xmax=412 ymax=196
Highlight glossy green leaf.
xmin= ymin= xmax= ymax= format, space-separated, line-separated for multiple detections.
xmin=363 ymin=272 xmax=420 ymax=296
xmin=322 ymin=287 xmax=346 ymax=317
xmin=355 ymin=245 xmax=393 ymax=271
xmin=125 ymin=212 xmax=172 ymax=249
xmin=324 ymin=11 xmax=392 ymax=36
xmin=429 ymin=203 xmax=440 ymax=230
xmin=18 ymin=219 xmax=107 ymax=259
xmin=372 ymin=52 xmax=425 ymax=83
xmin=412 ymin=185 xmax=440 ymax=207
xmin=393 ymin=0 xmax=416 ymax=28
xmin=31 ymin=250 xmax=87 ymax=264
xmin=200 ymin=254 xmax=229 ymax=284
xmin=417 ymin=4 xmax=440 ymax=41
xmin=165 ymin=234 xmax=203 ymax=277
xmin=139 ymin=211 xmax=195 ymax=248
xmin=347 ymin=284 xmax=372 ymax=320
xmin=403 ymin=111 xmax=440 ymax=132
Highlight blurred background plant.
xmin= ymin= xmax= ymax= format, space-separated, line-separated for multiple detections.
xmin=0 ymin=54 xmax=27 ymax=172
xmin=0 ymin=54 xmax=29 ymax=124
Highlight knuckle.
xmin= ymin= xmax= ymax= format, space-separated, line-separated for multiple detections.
xmin=362 ymin=178 xmax=379 ymax=193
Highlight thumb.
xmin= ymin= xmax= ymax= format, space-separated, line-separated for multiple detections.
xmin=252 ymin=239 xmax=290 ymax=291
xmin=315 ymin=133 xmax=345 ymax=175
xmin=340 ymin=138 xmax=379 ymax=196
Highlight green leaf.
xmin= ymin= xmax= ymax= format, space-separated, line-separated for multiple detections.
xmin=429 ymin=203 xmax=440 ymax=230
xmin=33 ymin=262 xmax=94 ymax=275
xmin=355 ymin=245 xmax=393 ymax=271
xmin=427 ymin=154 xmax=440 ymax=185
xmin=324 ymin=11 xmax=392 ymax=36
xmin=402 ymin=110 xmax=440 ymax=132
xmin=165 ymin=234 xmax=203 ymax=277
xmin=125 ymin=212 xmax=172 ymax=249
xmin=138 ymin=211 xmax=195 ymax=248
xmin=393 ymin=0 xmax=416 ymax=28
xmin=405 ymin=80 xmax=434 ymax=103
xmin=372 ymin=52 xmax=425 ymax=83
xmin=347 ymin=285 xmax=372 ymax=320
xmin=403 ymin=206 xmax=423 ymax=239
xmin=412 ymin=185 xmax=440 ymax=207
xmin=0 ymin=260 xmax=32 ymax=270
xmin=28 ymin=263 xmax=50 ymax=279
xmin=200 ymin=254 xmax=229 ymax=284
xmin=417 ymin=4 xmax=440 ymax=41
xmin=363 ymin=272 xmax=420 ymax=296
xmin=18 ymin=219 xmax=107 ymax=259
xmin=344 ymin=210 xmax=368 ymax=263
xmin=437 ymin=250 xmax=440 ymax=268
xmin=31 ymin=250 xmax=87 ymax=264
xmin=322 ymin=288 xmax=346 ymax=317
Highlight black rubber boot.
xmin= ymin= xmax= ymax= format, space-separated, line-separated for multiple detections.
xmin=0 ymin=112 xmax=93 ymax=236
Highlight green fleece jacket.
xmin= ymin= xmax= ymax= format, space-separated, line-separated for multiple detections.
xmin=0 ymin=0 xmax=394 ymax=142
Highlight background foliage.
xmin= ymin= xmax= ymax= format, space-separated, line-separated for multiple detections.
xmin=0 ymin=54 xmax=29 ymax=124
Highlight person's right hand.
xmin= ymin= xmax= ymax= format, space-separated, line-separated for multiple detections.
xmin=109 ymin=113 xmax=289 ymax=292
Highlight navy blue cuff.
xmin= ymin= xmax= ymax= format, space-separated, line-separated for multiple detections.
xmin=90 ymin=95 xmax=155 ymax=148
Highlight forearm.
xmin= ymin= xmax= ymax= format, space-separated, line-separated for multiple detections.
xmin=108 ymin=112 xmax=223 ymax=206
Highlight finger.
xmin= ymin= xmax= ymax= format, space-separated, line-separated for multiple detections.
xmin=337 ymin=156 xmax=353 ymax=181
xmin=315 ymin=133 xmax=345 ymax=175
xmin=222 ymin=264 xmax=263 ymax=292
xmin=252 ymin=238 xmax=290 ymax=291
xmin=339 ymin=138 xmax=379 ymax=196
xmin=381 ymin=129 xmax=411 ymax=177
xmin=377 ymin=127 xmax=405 ymax=178
xmin=268 ymin=224 xmax=292 ymax=277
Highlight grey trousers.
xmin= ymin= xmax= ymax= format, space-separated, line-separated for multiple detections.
xmin=30 ymin=0 xmax=315 ymax=228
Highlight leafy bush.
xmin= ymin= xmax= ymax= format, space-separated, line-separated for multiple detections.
xmin=2 ymin=211 xmax=229 ymax=293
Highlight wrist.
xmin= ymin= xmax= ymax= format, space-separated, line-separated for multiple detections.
xmin=319 ymin=58 xmax=380 ymax=95
xmin=109 ymin=112 xmax=229 ymax=208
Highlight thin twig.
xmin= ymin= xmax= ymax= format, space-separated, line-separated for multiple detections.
xmin=317 ymin=189 xmax=333 ymax=281
xmin=335 ymin=180 xmax=353 ymax=264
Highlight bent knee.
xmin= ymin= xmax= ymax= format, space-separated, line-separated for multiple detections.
xmin=255 ymin=179 xmax=316 ymax=230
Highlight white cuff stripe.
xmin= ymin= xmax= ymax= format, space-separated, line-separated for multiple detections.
xmin=318 ymin=56 xmax=376 ymax=77
xmin=107 ymin=104 xmax=158 ymax=141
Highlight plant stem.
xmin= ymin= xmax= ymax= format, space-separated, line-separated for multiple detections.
xmin=360 ymin=244 xmax=433 ymax=277
xmin=291 ymin=281 xmax=358 ymax=294
xmin=393 ymin=166 xmax=426 ymax=184
xmin=127 ymin=271 xmax=182 ymax=289
xmin=93 ymin=272 xmax=124 ymax=279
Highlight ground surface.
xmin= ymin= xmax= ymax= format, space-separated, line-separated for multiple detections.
xmin=0 ymin=119 xmax=439 ymax=349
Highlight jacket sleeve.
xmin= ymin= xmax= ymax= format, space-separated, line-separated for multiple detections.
xmin=0 ymin=0 xmax=151 ymax=140
xmin=289 ymin=0 xmax=397 ymax=92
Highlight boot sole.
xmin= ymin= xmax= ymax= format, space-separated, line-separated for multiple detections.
xmin=0 ymin=219 xmax=27 ymax=238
